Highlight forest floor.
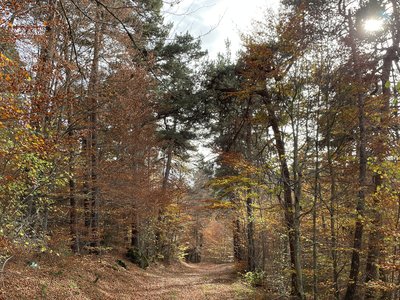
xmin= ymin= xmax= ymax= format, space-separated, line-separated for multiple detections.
xmin=0 ymin=252 xmax=265 ymax=300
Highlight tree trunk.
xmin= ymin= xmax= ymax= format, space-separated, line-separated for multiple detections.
xmin=156 ymin=118 xmax=176 ymax=260
xmin=32 ymin=0 xmax=57 ymax=129
xmin=162 ymin=144 xmax=173 ymax=191
xmin=312 ymin=108 xmax=320 ymax=300
xmin=365 ymin=3 xmax=399 ymax=296
xmin=344 ymin=13 xmax=367 ymax=300
xmin=327 ymin=131 xmax=339 ymax=300
xmin=63 ymin=35 xmax=79 ymax=253
xmin=233 ymin=217 xmax=244 ymax=261
xmin=246 ymin=196 xmax=256 ymax=271
xmin=29 ymin=0 xmax=58 ymax=234
xmin=245 ymin=97 xmax=256 ymax=272
xmin=131 ymin=224 xmax=139 ymax=248
xmin=68 ymin=98 xmax=78 ymax=253
xmin=259 ymin=200 xmax=267 ymax=271
xmin=87 ymin=4 xmax=104 ymax=249
xmin=82 ymin=136 xmax=91 ymax=231
xmin=266 ymin=98 xmax=304 ymax=299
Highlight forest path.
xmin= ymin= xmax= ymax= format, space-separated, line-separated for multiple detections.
xmin=2 ymin=255 xmax=262 ymax=299
xmin=130 ymin=262 xmax=258 ymax=300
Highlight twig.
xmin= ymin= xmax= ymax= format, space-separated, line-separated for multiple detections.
xmin=0 ymin=255 xmax=13 ymax=287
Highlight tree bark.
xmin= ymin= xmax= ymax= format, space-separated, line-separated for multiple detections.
xmin=312 ymin=106 xmax=320 ymax=300
xmin=233 ymin=217 xmax=244 ymax=261
xmin=87 ymin=4 xmax=104 ymax=249
xmin=344 ymin=13 xmax=367 ymax=300
xmin=265 ymin=97 xmax=305 ymax=299
xmin=29 ymin=0 xmax=58 ymax=234
xmin=246 ymin=196 xmax=256 ymax=271
xmin=64 ymin=42 xmax=79 ymax=253
xmin=327 ymin=128 xmax=339 ymax=300
xmin=32 ymin=0 xmax=57 ymax=129
xmin=245 ymin=97 xmax=256 ymax=272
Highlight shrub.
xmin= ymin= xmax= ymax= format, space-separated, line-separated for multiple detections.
xmin=243 ymin=270 xmax=266 ymax=287
xmin=126 ymin=247 xmax=149 ymax=269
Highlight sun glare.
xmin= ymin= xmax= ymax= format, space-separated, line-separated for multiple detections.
xmin=363 ymin=18 xmax=384 ymax=32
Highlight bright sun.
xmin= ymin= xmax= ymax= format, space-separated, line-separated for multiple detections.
xmin=363 ymin=18 xmax=384 ymax=32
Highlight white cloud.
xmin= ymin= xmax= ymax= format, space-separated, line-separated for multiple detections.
xmin=164 ymin=0 xmax=281 ymax=58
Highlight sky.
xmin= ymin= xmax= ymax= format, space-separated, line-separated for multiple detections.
xmin=163 ymin=0 xmax=281 ymax=58
xmin=162 ymin=0 xmax=281 ymax=164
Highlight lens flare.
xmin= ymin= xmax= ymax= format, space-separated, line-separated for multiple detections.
xmin=363 ymin=18 xmax=384 ymax=32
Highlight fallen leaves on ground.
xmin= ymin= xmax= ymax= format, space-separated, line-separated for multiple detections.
xmin=0 ymin=253 xmax=264 ymax=299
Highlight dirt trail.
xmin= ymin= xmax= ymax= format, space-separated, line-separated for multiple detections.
xmin=2 ymin=256 xmax=261 ymax=300
xmin=133 ymin=262 xmax=256 ymax=300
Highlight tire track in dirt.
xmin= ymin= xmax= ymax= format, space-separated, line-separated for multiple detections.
xmin=130 ymin=262 xmax=257 ymax=300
